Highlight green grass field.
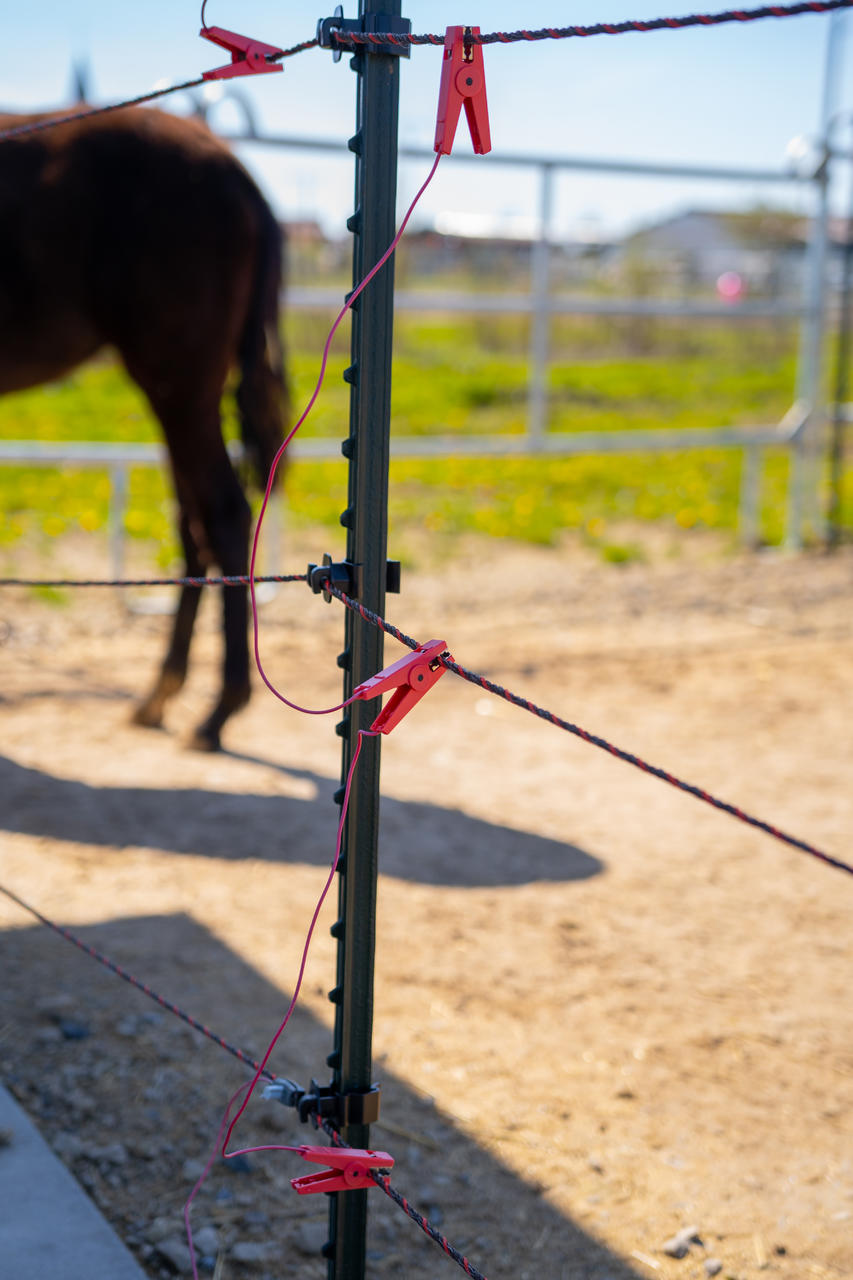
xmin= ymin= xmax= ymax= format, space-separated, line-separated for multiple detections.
xmin=0 ymin=311 xmax=849 ymax=568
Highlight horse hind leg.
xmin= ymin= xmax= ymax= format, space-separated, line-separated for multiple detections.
xmin=187 ymin=581 xmax=252 ymax=753
xmin=182 ymin=456 xmax=253 ymax=753
xmin=124 ymin=364 xmax=253 ymax=750
xmin=131 ymin=507 xmax=205 ymax=731
xmin=132 ymin=475 xmax=251 ymax=752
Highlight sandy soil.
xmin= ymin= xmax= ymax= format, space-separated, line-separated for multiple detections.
xmin=0 ymin=529 xmax=851 ymax=1280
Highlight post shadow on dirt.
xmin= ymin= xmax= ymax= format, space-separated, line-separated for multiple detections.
xmin=0 ymin=753 xmax=602 ymax=888
xmin=0 ymin=910 xmax=642 ymax=1280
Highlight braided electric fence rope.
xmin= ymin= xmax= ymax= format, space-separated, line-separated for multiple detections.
xmin=0 ymin=79 xmax=206 ymax=142
xmin=0 ymin=573 xmax=306 ymax=589
xmin=326 ymin=585 xmax=422 ymax=652
xmin=0 ymin=40 xmax=317 ymax=144
xmin=320 ymin=1121 xmax=489 ymax=1280
xmin=0 ymin=881 xmax=278 ymax=1082
xmin=269 ymin=38 xmax=320 ymax=62
xmin=1 ymin=0 xmax=847 ymax=144
xmin=335 ymin=0 xmax=853 ymax=48
xmin=0 ymin=876 xmax=491 ymax=1279
xmin=370 ymin=1171 xmax=487 ymax=1279
xmin=326 ymin=585 xmax=853 ymax=878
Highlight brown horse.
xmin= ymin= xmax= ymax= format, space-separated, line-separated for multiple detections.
xmin=0 ymin=107 xmax=288 ymax=750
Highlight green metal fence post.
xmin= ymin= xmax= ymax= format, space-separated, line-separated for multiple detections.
xmin=324 ymin=4 xmax=406 ymax=1277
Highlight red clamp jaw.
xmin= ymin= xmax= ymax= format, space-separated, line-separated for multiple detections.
xmin=352 ymin=639 xmax=450 ymax=735
xmin=291 ymin=1145 xmax=394 ymax=1195
xmin=434 ymin=26 xmax=491 ymax=156
xmin=201 ymin=26 xmax=285 ymax=81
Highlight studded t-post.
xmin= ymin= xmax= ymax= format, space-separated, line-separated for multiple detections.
xmin=323 ymin=4 xmax=409 ymax=1278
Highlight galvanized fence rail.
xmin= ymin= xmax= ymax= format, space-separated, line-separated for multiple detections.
xmin=222 ymin=117 xmax=825 ymax=458
xmin=2 ymin=46 xmax=849 ymax=564
xmin=0 ymin=402 xmax=810 ymax=580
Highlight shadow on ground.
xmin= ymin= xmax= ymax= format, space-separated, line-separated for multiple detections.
xmin=0 ymin=911 xmax=641 ymax=1280
xmin=0 ymin=753 xmax=602 ymax=888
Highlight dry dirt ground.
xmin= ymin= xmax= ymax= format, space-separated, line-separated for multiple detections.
xmin=0 ymin=529 xmax=851 ymax=1280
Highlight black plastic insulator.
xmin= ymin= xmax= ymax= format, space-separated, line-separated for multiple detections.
xmin=340 ymin=437 xmax=355 ymax=459
xmin=317 ymin=13 xmax=411 ymax=59
xmin=346 ymin=210 xmax=361 ymax=234
xmin=335 ymin=719 xmax=349 ymax=739
xmin=326 ymin=1050 xmax=342 ymax=1070
xmin=328 ymin=986 xmax=343 ymax=1005
xmin=296 ymin=1081 xmax=381 ymax=1127
xmin=336 ymin=649 xmax=351 ymax=671
xmin=333 ymin=784 xmax=346 ymax=805
xmin=307 ymin=555 xmax=355 ymax=600
xmin=339 ymin=507 xmax=354 ymax=529
xmin=330 ymin=919 xmax=345 ymax=939
xmin=342 ymin=364 xmax=358 ymax=385
xmin=348 ymin=132 xmax=362 ymax=155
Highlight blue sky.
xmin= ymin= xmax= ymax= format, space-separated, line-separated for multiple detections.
xmin=1 ymin=3 xmax=851 ymax=240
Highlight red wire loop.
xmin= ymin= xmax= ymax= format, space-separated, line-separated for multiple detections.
xmin=246 ymin=154 xmax=442 ymax=715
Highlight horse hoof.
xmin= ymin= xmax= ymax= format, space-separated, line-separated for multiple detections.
xmin=188 ymin=726 xmax=221 ymax=753
xmin=131 ymin=703 xmax=164 ymax=729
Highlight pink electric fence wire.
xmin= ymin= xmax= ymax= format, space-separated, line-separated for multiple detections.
xmin=183 ymin=729 xmax=377 ymax=1277
xmin=246 ymin=153 xmax=442 ymax=716
xmin=183 ymin=1080 xmax=252 ymax=1278
xmin=185 ymin=155 xmax=444 ymax=1276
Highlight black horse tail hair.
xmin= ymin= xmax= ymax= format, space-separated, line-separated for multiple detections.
xmin=235 ymin=190 xmax=290 ymax=491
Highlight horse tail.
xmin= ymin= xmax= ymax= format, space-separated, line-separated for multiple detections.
xmin=235 ymin=191 xmax=289 ymax=490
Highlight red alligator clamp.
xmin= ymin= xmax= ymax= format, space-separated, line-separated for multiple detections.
xmin=352 ymin=639 xmax=450 ymax=735
xmin=291 ymin=1145 xmax=394 ymax=1195
xmin=434 ymin=26 xmax=491 ymax=156
xmin=200 ymin=26 xmax=285 ymax=81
